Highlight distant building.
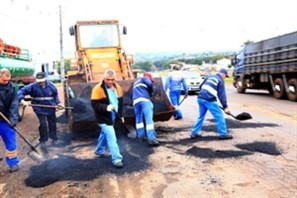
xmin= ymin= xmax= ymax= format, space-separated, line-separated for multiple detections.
xmin=216 ymin=58 xmax=231 ymax=70
xmin=34 ymin=61 xmax=61 ymax=82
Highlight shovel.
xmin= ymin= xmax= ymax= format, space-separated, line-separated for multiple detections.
xmin=178 ymin=94 xmax=188 ymax=106
xmin=220 ymin=107 xmax=252 ymax=121
xmin=0 ymin=112 xmax=46 ymax=163
xmin=18 ymin=104 xmax=73 ymax=121
xmin=113 ymin=110 xmax=137 ymax=139
xmin=29 ymin=104 xmax=74 ymax=110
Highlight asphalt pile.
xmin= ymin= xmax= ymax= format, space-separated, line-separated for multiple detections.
xmin=69 ymin=98 xmax=95 ymax=122
xmin=24 ymin=125 xmax=154 ymax=188
xmin=235 ymin=141 xmax=282 ymax=155
xmin=186 ymin=146 xmax=252 ymax=159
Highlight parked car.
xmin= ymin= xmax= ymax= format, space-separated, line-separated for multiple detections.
xmin=181 ymin=71 xmax=204 ymax=94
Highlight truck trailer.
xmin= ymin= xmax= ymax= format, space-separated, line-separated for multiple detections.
xmin=232 ymin=31 xmax=297 ymax=102
xmin=0 ymin=38 xmax=35 ymax=89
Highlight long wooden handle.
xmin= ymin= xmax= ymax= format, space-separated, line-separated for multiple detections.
xmin=0 ymin=112 xmax=41 ymax=152
xmin=0 ymin=112 xmax=12 ymax=125
xmin=29 ymin=104 xmax=73 ymax=109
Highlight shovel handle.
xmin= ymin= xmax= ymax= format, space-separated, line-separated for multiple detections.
xmin=0 ymin=112 xmax=37 ymax=151
xmin=178 ymin=94 xmax=188 ymax=106
xmin=219 ymin=106 xmax=236 ymax=118
xmin=0 ymin=112 xmax=12 ymax=125
xmin=112 ymin=110 xmax=130 ymax=132
xmin=29 ymin=104 xmax=73 ymax=110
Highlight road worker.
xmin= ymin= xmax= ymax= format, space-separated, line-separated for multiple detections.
xmin=0 ymin=68 xmax=20 ymax=172
xmin=18 ymin=72 xmax=61 ymax=146
xmin=190 ymin=68 xmax=233 ymax=140
xmin=132 ymin=72 xmax=159 ymax=146
xmin=91 ymin=69 xmax=124 ymax=168
xmin=164 ymin=65 xmax=188 ymax=120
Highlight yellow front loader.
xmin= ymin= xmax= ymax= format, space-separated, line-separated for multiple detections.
xmin=64 ymin=20 xmax=174 ymax=132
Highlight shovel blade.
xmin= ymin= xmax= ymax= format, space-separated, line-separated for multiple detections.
xmin=27 ymin=143 xmax=48 ymax=163
xmin=28 ymin=150 xmax=46 ymax=163
xmin=235 ymin=112 xmax=252 ymax=121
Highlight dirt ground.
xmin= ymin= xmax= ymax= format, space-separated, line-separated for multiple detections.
xmin=0 ymin=85 xmax=297 ymax=198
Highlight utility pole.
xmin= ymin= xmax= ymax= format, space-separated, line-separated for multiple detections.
xmin=59 ymin=5 xmax=65 ymax=82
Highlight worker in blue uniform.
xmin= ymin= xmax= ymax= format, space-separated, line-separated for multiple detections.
xmin=190 ymin=68 xmax=233 ymax=140
xmin=0 ymin=68 xmax=20 ymax=173
xmin=18 ymin=72 xmax=61 ymax=146
xmin=164 ymin=65 xmax=188 ymax=120
xmin=132 ymin=72 xmax=159 ymax=146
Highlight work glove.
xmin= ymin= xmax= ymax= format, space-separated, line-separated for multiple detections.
xmin=20 ymin=99 xmax=29 ymax=107
xmin=56 ymin=104 xmax=65 ymax=111
xmin=224 ymin=108 xmax=230 ymax=115
xmin=121 ymin=117 xmax=125 ymax=123
xmin=106 ymin=104 xmax=115 ymax=112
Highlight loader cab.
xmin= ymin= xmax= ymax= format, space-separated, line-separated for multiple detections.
xmin=69 ymin=21 xmax=126 ymax=50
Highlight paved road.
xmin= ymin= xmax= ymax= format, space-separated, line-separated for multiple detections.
xmin=1 ymin=83 xmax=296 ymax=197
xmin=177 ymin=83 xmax=297 ymax=197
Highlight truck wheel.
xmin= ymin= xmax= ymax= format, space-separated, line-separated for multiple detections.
xmin=273 ymin=78 xmax=285 ymax=99
xmin=287 ymin=78 xmax=297 ymax=102
xmin=236 ymin=78 xmax=246 ymax=93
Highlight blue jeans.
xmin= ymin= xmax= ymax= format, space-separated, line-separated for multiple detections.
xmin=95 ymin=124 xmax=122 ymax=165
xmin=191 ymin=98 xmax=228 ymax=137
xmin=134 ymin=101 xmax=156 ymax=141
xmin=169 ymin=90 xmax=183 ymax=118
xmin=37 ymin=114 xmax=58 ymax=142
xmin=0 ymin=121 xmax=19 ymax=168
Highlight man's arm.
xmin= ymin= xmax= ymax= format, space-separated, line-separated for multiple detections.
xmin=9 ymin=87 xmax=19 ymax=126
xmin=17 ymin=83 xmax=33 ymax=101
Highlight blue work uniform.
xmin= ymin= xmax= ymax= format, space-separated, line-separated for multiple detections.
xmin=132 ymin=76 xmax=157 ymax=141
xmin=164 ymin=71 xmax=188 ymax=119
xmin=0 ymin=82 xmax=19 ymax=168
xmin=191 ymin=73 xmax=229 ymax=137
xmin=18 ymin=81 xmax=60 ymax=143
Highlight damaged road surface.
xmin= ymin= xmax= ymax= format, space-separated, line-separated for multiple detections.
xmin=0 ymin=85 xmax=297 ymax=197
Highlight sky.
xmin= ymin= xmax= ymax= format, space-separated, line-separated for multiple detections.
xmin=1 ymin=0 xmax=297 ymax=63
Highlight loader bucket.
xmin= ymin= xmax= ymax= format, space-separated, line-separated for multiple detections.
xmin=64 ymin=77 xmax=174 ymax=132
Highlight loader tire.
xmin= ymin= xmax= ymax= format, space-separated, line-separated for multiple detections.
xmin=286 ymin=78 xmax=297 ymax=102
xmin=273 ymin=78 xmax=285 ymax=99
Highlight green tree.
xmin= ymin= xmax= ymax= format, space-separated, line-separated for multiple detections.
xmin=243 ymin=40 xmax=254 ymax=45
xmin=211 ymin=53 xmax=225 ymax=63
xmin=56 ymin=59 xmax=71 ymax=75
xmin=133 ymin=61 xmax=153 ymax=72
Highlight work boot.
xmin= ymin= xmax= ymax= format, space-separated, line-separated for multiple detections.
xmin=95 ymin=151 xmax=111 ymax=158
xmin=190 ymin=134 xmax=203 ymax=139
xmin=219 ymin=135 xmax=233 ymax=140
xmin=127 ymin=132 xmax=137 ymax=139
xmin=40 ymin=141 xmax=47 ymax=147
xmin=138 ymin=136 xmax=147 ymax=142
xmin=39 ymin=141 xmax=49 ymax=155
xmin=51 ymin=139 xmax=58 ymax=145
xmin=9 ymin=165 xmax=19 ymax=173
xmin=148 ymin=139 xmax=160 ymax=147
xmin=114 ymin=161 xmax=123 ymax=169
